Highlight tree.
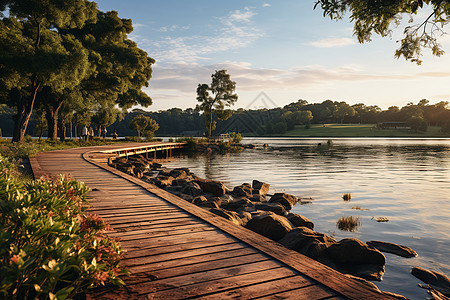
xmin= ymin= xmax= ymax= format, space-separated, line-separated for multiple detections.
xmin=315 ymin=0 xmax=450 ymax=64
xmin=196 ymin=70 xmax=238 ymax=137
xmin=407 ymin=115 xmax=428 ymax=132
xmin=0 ymin=0 xmax=97 ymax=142
xmin=334 ymin=102 xmax=355 ymax=123
xmin=129 ymin=114 xmax=159 ymax=138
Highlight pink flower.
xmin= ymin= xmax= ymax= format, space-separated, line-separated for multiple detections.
xmin=10 ymin=255 xmax=19 ymax=264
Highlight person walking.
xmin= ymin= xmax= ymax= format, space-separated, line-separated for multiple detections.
xmin=88 ymin=126 xmax=94 ymax=141
xmin=102 ymin=126 xmax=107 ymax=139
xmin=82 ymin=126 xmax=88 ymax=141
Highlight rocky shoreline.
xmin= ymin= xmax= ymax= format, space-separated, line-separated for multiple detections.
xmin=111 ymin=154 xmax=450 ymax=299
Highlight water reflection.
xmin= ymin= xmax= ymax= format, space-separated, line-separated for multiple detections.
xmin=164 ymin=138 xmax=450 ymax=300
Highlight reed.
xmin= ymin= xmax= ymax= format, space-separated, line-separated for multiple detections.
xmin=342 ymin=193 xmax=352 ymax=201
xmin=337 ymin=215 xmax=361 ymax=232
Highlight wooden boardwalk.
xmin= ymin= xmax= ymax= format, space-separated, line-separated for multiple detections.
xmin=30 ymin=143 xmax=395 ymax=300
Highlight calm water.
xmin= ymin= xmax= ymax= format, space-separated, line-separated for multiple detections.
xmin=165 ymin=138 xmax=450 ymax=299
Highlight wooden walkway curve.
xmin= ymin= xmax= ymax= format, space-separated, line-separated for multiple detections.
xmin=30 ymin=143 xmax=396 ymax=300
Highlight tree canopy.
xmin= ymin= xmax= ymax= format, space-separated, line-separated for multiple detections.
xmin=314 ymin=0 xmax=450 ymax=64
xmin=196 ymin=70 xmax=238 ymax=137
xmin=0 ymin=0 xmax=154 ymax=142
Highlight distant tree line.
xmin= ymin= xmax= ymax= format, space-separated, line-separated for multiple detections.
xmin=2 ymin=98 xmax=448 ymax=138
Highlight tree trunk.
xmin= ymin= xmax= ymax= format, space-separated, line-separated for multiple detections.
xmin=69 ymin=120 xmax=73 ymax=139
xmin=59 ymin=122 xmax=66 ymax=141
xmin=45 ymin=102 xmax=63 ymax=140
xmin=12 ymin=83 xmax=40 ymax=142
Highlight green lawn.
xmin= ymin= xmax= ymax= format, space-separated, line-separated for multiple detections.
xmin=280 ymin=124 xmax=450 ymax=137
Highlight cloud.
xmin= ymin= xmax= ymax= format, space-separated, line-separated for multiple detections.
xmin=262 ymin=3 xmax=271 ymax=7
xmin=142 ymin=60 xmax=450 ymax=110
xmin=142 ymin=8 xmax=263 ymax=64
xmin=157 ymin=25 xmax=190 ymax=32
xmin=308 ymin=37 xmax=356 ymax=48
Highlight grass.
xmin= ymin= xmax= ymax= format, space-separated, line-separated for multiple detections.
xmin=0 ymin=137 xmax=149 ymax=161
xmin=281 ymin=124 xmax=449 ymax=137
xmin=337 ymin=216 xmax=361 ymax=232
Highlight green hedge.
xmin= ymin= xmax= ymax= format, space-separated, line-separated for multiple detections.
xmin=0 ymin=156 xmax=127 ymax=299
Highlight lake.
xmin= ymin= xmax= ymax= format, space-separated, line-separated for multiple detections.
xmin=164 ymin=138 xmax=450 ymax=299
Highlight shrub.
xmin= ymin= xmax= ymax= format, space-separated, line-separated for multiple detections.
xmin=228 ymin=132 xmax=243 ymax=144
xmin=0 ymin=156 xmax=127 ymax=299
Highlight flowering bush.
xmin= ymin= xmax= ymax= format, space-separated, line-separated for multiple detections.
xmin=0 ymin=155 xmax=128 ymax=299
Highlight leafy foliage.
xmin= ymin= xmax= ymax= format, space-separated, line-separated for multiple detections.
xmin=129 ymin=114 xmax=159 ymax=138
xmin=314 ymin=0 xmax=450 ymax=64
xmin=196 ymin=70 xmax=238 ymax=137
xmin=0 ymin=155 xmax=127 ymax=299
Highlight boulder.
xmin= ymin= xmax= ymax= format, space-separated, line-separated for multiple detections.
xmin=192 ymin=196 xmax=208 ymax=205
xmin=366 ymin=241 xmax=417 ymax=258
xmin=232 ymin=183 xmax=253 ymax=197
xmin=226 ymin=198 xmax=254 ymax=212
xmin=151 ymin=162 xmax=162 ymax=169
xmin=172 ymin=177 xmax=193 ymax=187
xmin=411 ymin=267 xmax=450 ymax=296
xmin=326 ymin=238 xmax=386 ymax=266
xmin=196 ymin=200 xmax=220 ymax=209
xmin=165 ymin=186 xmax=183 ymax=193
xmin=169 ymin=169 xmax=188 ymax=180
xmin=181 ymin=182 xmax=204 ymax=197
xmin=245 ymin=212 xmax=293 ymax=241
xmin=238 ymin=211 xmax=252 ymax=226
xmin=195 ymin=179 xmax=226 ymax=196
xmin=209 ymin=208 xmax=243 ymax=226
xmin=207 ymin=196 xmax=223 ymax=207
xmin=177 ymin=193 xmax=194 ymax=202
xmin=248 ymin=194 xmax=267 ymax=202
xmin=252 ymin=180 xmax=270 ymax=196
xmin=286 ymin=213 xmax=314 ymax=230
xmin=335 ymin=263 xmax=385 ymax=281
xmin=269 ymin=193 xmax=298 ymax=211
xmin=154 ymin=175 xmax=174 ymax=188
xmin=254 ymin=202 xmax=287 ymax=215
xmin=278 ymin=227 xmax=336 ymax=259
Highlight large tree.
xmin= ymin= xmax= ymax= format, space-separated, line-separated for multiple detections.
xmin=196 ymin=70 xmax=238 ymax=137
xmin=315 ymin=0 xmax=450 ymax=64
xmin=0 ymin=0 xmax=97 ymax=142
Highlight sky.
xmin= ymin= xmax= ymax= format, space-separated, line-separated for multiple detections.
xmin=95 ymin=0 xmax=450 ymax=112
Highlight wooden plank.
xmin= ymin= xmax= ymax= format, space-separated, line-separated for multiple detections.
xmin=126 ymin=247 xmax=257 ymax=274
xmin=123 ymin=242 xmax=248 ymax=266
xmin=109 ymin=216 xmax=198 ymax=229
xmin=256 ymin=284 xmax=338 ymax=300
xmin=124 ymin=240 xmax=237 ymax=256
xmin=129 ymin=261 xmax=286 ymax=294
xmin=108 ymin=223 xmax=214 ymax=239
xmin=128 ymin=253 xmax=270 ymax=284
xmin=197 ymin=275 xmax=316 ymax=300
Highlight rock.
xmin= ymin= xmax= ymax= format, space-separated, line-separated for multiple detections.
xmin=252 ymin=180 xmax=270 ymax=196
xmin=172 ymin=177 xmax=193 ymax=187
xmin=151 ymin=162 xmax=162 ymax=169
xmin=226 ymin=198 xmax=254 ymax=212
xmin=238 ymin=211 xmax=252 ymax=226
xmin=165 ymin=186 xmax=183 ymax=193
xmin=209 ymin=208 xmax=243 ymax=226
xmin=195 ymin=178 xmax=226 ymax=196
xmin=207 ymin=196 xmax=223 ymax=207
xmin=154 ymin=175 xmax=174 ymax=188
xmin=177 ymin=193 xmax=194 ymax=202
xmin=278 ymin=227 xmax=336 ymax=259
xmin=197 ymin=200 xmax=220 ymax=209
xmin=286 ymin=213 xmax=314 ymax=230
xmin=248 ymin=194 xmax=267 ymax=202
xmin=254 ymin=202 xmax=287 ymax=215
xmin=192 ymin=196 xmax=208 ymax=205
xmin=232 ymin=183 xmax=253 ymax=197
xmin=411 ymin=267 xmax=450 ymax=296
xmin=245 ymin=212 xmax=293 ymax=241
xmin=269 ymin=193 xmax=298 ymax=211
xmin=366 ymin=241 xmax=417 ymax=258
xmin=335 ymin=263 xmax=385 ymax=281
xmin=326 ymin=238 xmax=386 ymax=266
xmin=343 ymin=274 xmax=381 ymax=293
xmin=169 ymin=169 xmax=188 ymax=180
xmin=181 ymin=182 xmax=204 ymax=197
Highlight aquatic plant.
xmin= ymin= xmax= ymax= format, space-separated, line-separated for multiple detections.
xmin=337 ymin=216 xmax=361 ymax=232
xmin=352 ymin=205 xmax=370 ymax=211
xmin=342 ymin=193 xmax=352 ymax=201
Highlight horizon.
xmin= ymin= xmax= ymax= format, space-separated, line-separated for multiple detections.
xmin=95 ymin=1 xmax=450 ymax=112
